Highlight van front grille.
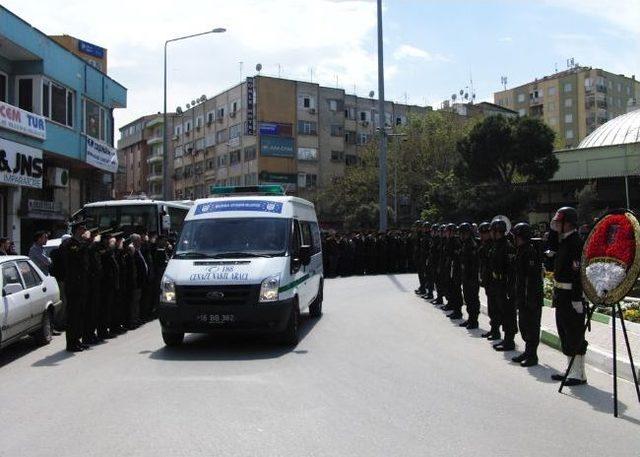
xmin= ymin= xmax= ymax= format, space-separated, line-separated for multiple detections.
xmin=176 ymin=285 xmax=260 ymax=306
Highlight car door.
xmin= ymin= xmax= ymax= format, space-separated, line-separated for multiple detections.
xmin=298 ymin=220 xmax=314 ymax=309
xmin=1 ymin=262 xmax=30 ymax=340
xmin=16 ymin=260 xmax=47 ymax=326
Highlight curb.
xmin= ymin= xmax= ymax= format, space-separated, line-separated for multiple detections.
xmin=479 ymin=301 xmax=640 ymax=383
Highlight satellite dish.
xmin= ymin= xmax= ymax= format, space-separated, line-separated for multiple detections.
xmin=459 ymin=89 xmax=464 ymax=96
xmin=452 ymin=94 xmax=457 ymax=101
xmin=256 ymin=63 xmax=262 ymax=72
xmin=176 ymin=106 xmax=183 ymax=114
xmin=186 ymin=103 xmax=191 ymax=109
xmin=200 ymin=95 xmax=206 ymax=102
xmin=191 ymin=99 xmax=196 ymax=106
xmin=369 ymin=91 xmax=375 ymax=98
xmin=464 ymin=93 xmax=469 ymax=100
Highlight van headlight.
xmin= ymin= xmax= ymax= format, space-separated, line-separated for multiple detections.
xmin=259 ymin=275 xmax=280 ymax=303
xmin=161 ymin=276 xmax=176 ymax=304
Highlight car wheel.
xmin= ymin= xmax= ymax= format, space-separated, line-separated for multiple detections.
xmin=280 ymin=299 xmax=300 ymax=346
xmin=162 ymin=330 xmax=184 ymax=346
xmin=34 ymin=309 xmax=53 ymax=346
xmin=309 ymin=280 xmax=323 ymax=318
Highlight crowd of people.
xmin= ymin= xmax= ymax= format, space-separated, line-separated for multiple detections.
xmin=40 ymin=219 xmax=173 ymax=353
xmin=322 ymin=207 xmax=589 ymax=387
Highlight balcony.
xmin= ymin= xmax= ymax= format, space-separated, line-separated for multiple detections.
xmin=147 ymin=152 xmax=163 ymax=164
xmin=146 ymin=116 xmax=164 ymax=128
xmin=529 ymin=97 xmax=544 ymax=106
xmin=147 ymin=136 xmax=163 ymax=145
xmin=149 ymin=167 xmax=164 ymax=182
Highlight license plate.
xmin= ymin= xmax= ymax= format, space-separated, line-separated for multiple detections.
xmin=196 ymin=314 xmax=236 ymax=324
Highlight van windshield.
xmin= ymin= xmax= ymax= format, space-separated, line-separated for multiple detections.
xmin=175 ymin=217 xmax=289 ymax=259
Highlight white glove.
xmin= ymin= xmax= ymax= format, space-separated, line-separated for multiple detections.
xmin=572 ymin=301 xmax=584 ymax=313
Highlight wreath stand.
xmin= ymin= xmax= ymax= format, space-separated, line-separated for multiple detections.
xmin=558 ymin=300 xmax=640 ymax=418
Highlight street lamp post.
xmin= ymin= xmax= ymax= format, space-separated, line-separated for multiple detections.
xmin=387 ymin=133 xmax=407 ymax=225
xmin=163 ymin=28 xmax=226 ymax=201
xmin=376 ymin=0 xmax=388 ymax=231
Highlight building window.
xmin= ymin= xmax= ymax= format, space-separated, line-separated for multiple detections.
xmin=345 ymin=130 xmax=356 ymax=145
xmin=328 ymin=99 xmax=338 ymax=111
xmin=331 ymin=150 xmax=344 ymax=162
xmin=566 ymin=129 xmax=574 ymax=139
xmin=229 ymin=150 xmax=241 ymax=165
xmin=548 ymin=116 xmax=558 ymax=126
xmin=184 ymin=120 xmax=192 ymax=133
xmin=217 ymin=106 xmax=225 ymax=118
xmin=564 ymin=113 xmax=573 ymax=123
xmin=42 ymin=80 xmax=74 ymax=126
xmin=244 ymin=146 xmax=256 ymax=161
xmin=357 ymin=133 xmax=369 ymax=145
xmin=298 ymin=94 xmax=315 ymax=109
xmin=195 ymin=116 xmax=203 ymax=129
xmin=229 ymin=123 xmax=242 ymax=139
xmin=517 ymin=93 xmax=525 ymax=103
xmin=216 ymin=129 xmax=228 ymax=143
xmin=330 ymin=124 xmax=344 ymax=137
xmin=174 ymin=167 xmax=183 ymax=179
xmin=18 ymin=78 xmax=34 ymax=112
xmin=564 ymin=98 xmax=573 ymax=108
xmin=207 ymin=111 xmax=215 ymax=124
xmin=175 ymin=124 xmax=182 ymax=136
xmin=584 ymin=77 xmax=592 ymax=88
xmin=175 ymin=146 xmax=183 ymax=157
xmin=547 ymin=86 xmax=557 ymax=97
xmin=345 ymin=107 xmax=356 ymax=120
xmin=345 ymin=154 xmax=358 ymax=166
xmin=547 ymin=101 xmax=556 ymax=111
xmin=244 ymin=173 xmax=258 ymax=186
xmin=297 ymin=120 xmax=317 ymax=135
xmin=396 ymin=116 xmax=406 ymax=126
xmin=217 ymin=154 xmax=228 ymax=167
xmin=0 ymin=72 xmax=7 ymax=103
xmin=359 ymin=111 xmax=369 ymax=121
xmin=206 ymin=158 xmax=215 ymax=170
xmin=297 ymin=147 xmax=318 ymax=161
xmin=84 ymin=99 xmax=107 ymax=141
xmin=518 ymin=108 xmax=526 ymax=117
xmin=231 ymin=99 xmax=240 ymax=113
xmin=564 ymin=83 xmax=573 ymax=93
xmin=306 ymin=174 xmax=317 ymax=188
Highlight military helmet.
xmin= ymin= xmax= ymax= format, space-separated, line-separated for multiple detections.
xmin=478 ymin=222 xmax=491 ymax=233
xmin=552 ymin=206 xmax=578 ymax=226
xmin=422 ymin=221 xmax=431 ymax=229
xmin=446 ymin=223 xmax=457 ymax=231
xmin=512 ymin=222 xmax=532 ymax=240
xmin=413 ymin=219 xmax=422 ymax=227
xmin=458 ymin=222 xmax=473 ymax=234
xmin=490 ymin=219 xmax=507 ymax=233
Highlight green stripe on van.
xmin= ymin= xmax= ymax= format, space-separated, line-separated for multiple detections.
xmin=279 ymin=274 xmax=310 ymax=293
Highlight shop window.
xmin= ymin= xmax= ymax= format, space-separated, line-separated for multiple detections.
xmin=18 ymin=78 xmax=34 ymax=112
xmin=0 ymin=72 xmax=6 ymax=103
xmin=43 ymin=80 xmax=74 ymax=127
xmin=84 ymin=99 xmax=106 ymax=141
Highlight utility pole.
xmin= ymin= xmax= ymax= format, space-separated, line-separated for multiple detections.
xmin=376 ymin=0 xmax=388 ymax=231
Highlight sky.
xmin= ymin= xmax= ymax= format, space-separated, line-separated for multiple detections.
xmin=3 ymin=0 xmax=639 ymax=131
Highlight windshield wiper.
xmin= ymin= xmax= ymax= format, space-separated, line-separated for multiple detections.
xmin=211 ymin=252 xmax=272 ymax=258
xmin=174 ymin=251 xmax=215 ymax=259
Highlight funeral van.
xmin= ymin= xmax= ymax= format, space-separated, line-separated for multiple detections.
xmin=158 ymin=186 xmax=324 ymax=346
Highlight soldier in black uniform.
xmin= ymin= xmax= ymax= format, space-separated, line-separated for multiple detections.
xmin=422 ymin=222 xmax=434 ymax=299
xmin=443 ymin=223 xmax=463 ymax=319
xmin=61 ymin=219 xmax=90 ymax=352
xmin=548 ymin=207 xmax=588 ymax=385
xmin=99 ymin=230 xmax=120 ymax=339
xmin=413 ymin=221 xmax=427 ymax=295
xmin=113 ymin=232 xmax=130 ymax=334
xmin=84 ymin=228 xmax=103 ymax=344
xmin=478 ymin=222 xmax=499 ymax=339
xmin=458 ymin=222 xmax=480 ymax=329
xmin=489 ymin=219 xmax=517 ymax=351
xmin=510 ymin=223 xmax=544 ymax=367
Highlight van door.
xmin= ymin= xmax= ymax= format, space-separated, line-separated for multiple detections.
xmin=299 ymin=221 xmax=317 ymax=309
xmin=290 ymin=219 xmax=310 ymax=308
xmin=1 ymin=263 xmax=30 ymax=340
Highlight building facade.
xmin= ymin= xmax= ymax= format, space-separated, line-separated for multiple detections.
xmin=171 ymin=75 xmax=429 ymax=203
xmin=494 ymin=67 xmax=640 ymax=149
xmin=0 ymin=6 xmax=126 ymax=252
xmin=116 ymin=114 xmax=175 ymax=200
xmin=49 ymin=34 xmax=108 ymax=73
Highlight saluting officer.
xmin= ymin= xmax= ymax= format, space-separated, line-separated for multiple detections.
xmin=413 ymin=221 xmax=427 ymax=296
xmin=458 ymin=222 xmax=480 ymax=329
xmin=510 ymin=223 xmax=544 ymax=367
xmin=62 ymin=219 xmax=90 ymax=352
xmin=422 ymin=222 xmax=435 ymax=299
xmin=489 ymin=219 xmax=517 ymax=351
xmin=430 ymin=225 xmax=444 ymax=305
xmin=478 ymin=222 xmax=499 ymax=339
xmin=548 ymin=207 xmax=588 ymax=385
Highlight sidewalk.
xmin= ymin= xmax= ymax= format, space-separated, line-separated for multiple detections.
xmin=478 ymin=292 xmax=640 ymax=382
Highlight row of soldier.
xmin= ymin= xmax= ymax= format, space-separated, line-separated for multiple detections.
xmin=412 ymin=208 xmax=588 ymax=385
xmin=50 ymin=218 xmax=172 ymax=353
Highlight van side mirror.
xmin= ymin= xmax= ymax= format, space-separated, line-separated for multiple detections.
xmin=3 ymin=283 xmax=23 ymax=296
xmin=299 ymin=245 xmax=312 ymax=266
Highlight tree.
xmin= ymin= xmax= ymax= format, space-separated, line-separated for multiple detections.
xmin=576 ymin=181 xmax=599 ymax=224
xmin=455 ymin=115 xmax=558 ymax=185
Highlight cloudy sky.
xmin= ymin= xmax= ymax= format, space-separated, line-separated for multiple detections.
xmin=3 ymin=0 xmax=638 ymax=130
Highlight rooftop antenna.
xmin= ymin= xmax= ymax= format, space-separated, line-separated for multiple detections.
xmin=239 ymin=61 xmax=243 ymax=81
xmin=310 ymin=67 xmax=314 ymax=83
xmin=335 ymin=75 xmax=339 ymax=88
xmin=469 ymin=71 xmax=476 ymax=104
xmin=500 ymin=75 xmax=508 ymax=90
xmin=278 ymin=64 xmax=282 ymax=78
xmin=554 ymin=62 xmax=558 ymax=73
xmin=404 ymin=92 xmax=408 ymax=104
xmin=256 ymin=63 xmax=262 ymax=75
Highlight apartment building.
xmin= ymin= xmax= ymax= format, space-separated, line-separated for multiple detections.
xmin=494 ymin=67 xmax=640 ymax=149
xmin=171 ymin=75 xmax=430 ymax=202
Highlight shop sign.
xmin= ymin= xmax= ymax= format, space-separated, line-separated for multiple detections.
xmin=246 ymin=77 xmax=255 ymax=135
xmin=86 ymin=137 xmax=118 ymax=173
xmin=0 ymin=101 xmax=47 ymax=140
xmin=78 ymin=39 xmax=105 ymax=59
xmin=258 ymin=171 xmax=297 ymax=184
xmin=28 ymin=199 xmax=62 ymax=213
xmin=260 ymin=136 xmax=294 ymax=158
xmin=259 ymin=122 xmax=292 ymax=137
xmin=0 ymin=138 xmax=43 ymax=189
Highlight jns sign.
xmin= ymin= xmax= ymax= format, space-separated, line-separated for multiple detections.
xmin=0 ymin=101 xmax=47 ymax=140
xmin=0 ymin=138 xmax=44 ymax=189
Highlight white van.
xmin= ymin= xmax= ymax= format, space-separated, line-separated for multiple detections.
xmin=158 ymin=186 xmax=324 ymax=346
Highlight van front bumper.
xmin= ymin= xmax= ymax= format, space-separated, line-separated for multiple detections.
xmin=158 ymin=298 xmax=294 ymax=334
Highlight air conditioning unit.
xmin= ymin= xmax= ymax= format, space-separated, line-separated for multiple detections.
xmin=47 ymin=167 xmax=69 ymax=188
xmin=361 ymin=121 xmax=370 ymax=127
xmin=309 ymin=108 xmax=316 ymax=114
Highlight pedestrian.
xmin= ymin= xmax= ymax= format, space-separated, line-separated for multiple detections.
xmin=489 ymin=219 xmax=517 ymax=352
xmin=0 ymin=237 xmax=9 ymax=255
xmin=61 ymin=218 xmax=90 ymax=352
xmin=547 ymin=207 xmax=588 ymax=385
xmin=509 ymin=223 xmax=544 ymax=367
xmin=458 ymin=222 xmax=480 ymax=329
xmin=29 ymin=230 xmax=51 ymax=275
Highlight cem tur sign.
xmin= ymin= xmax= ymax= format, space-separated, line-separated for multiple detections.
xmin=0 ymin=138 xmax=44 ymax=189
xmin=0 ymin=101 xmax=47 ymax=140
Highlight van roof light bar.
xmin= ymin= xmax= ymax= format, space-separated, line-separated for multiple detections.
xmin=209 ymin=185 xmax=286 ymax=197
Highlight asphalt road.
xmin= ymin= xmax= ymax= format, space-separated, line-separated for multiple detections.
xmin=1 ymin=274 xmax=639 ymax=457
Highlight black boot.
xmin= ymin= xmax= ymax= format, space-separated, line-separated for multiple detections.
xmin=493 ymin=340 xmax=515 ymax=351
xmin=448 ymin=312 xmax=463 ymax=320
xmin=466 ymin=321 xmax=479 ymax=329
xmin=520 ymin=356 xmax=538 ymax=367
xmin=486 ymin=331 xmax=502 ymax=341
xmin=481 ymin=330 xmax=492 ymax=338
xmin=511 ymin=352 xmax=528 ymax=363
xmin=458 ymin=320 xmax=469 ymax=327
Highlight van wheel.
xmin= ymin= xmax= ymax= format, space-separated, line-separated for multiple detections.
xmin=34 ymin=309 xmax=53 ymax=346
xmin=162 ymin=330 xmax=184 ymax=346
xmin=309 ymin=281 xmax=323 ymax=318
xmin=280 ymin=300 xmax=300 ymax=346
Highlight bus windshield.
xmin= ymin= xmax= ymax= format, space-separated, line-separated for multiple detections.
xmin=175 ymin=218 xmax=289 ymax=259
xmin=82 ymin=205 xmax=159 ymax=233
